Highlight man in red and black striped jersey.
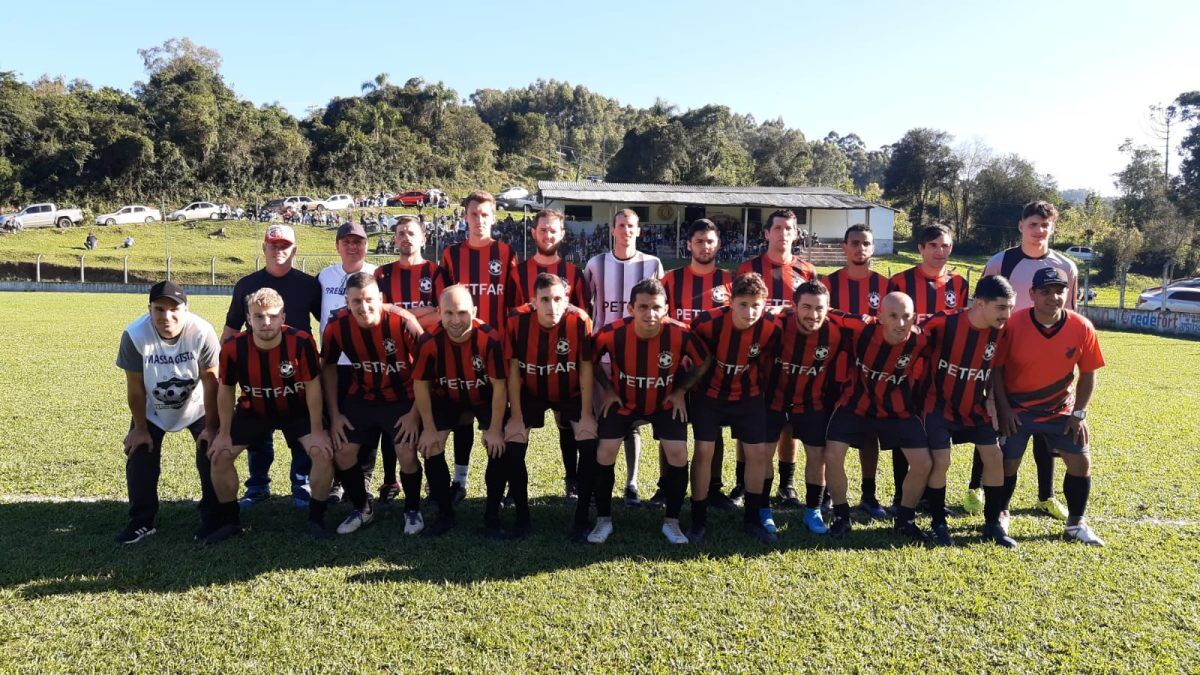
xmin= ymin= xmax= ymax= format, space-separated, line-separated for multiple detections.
xmin=764 ymin=282 xmax=849 ymax=539
xmin=376 ymin=214 xmax=441 ymax=331
xmin=586 ymin=278 xmax=711 ymax=545
xmin=510 ymin=208 xmax=592 ymax=505
xmin=687 ymin=272 xmax=778 ymax=542
xmin=826 ymin=293 xmax=937 ymax=542
xmin=886 ymin=224 xmax=970 ymax=511
xmin=993 ymin=267 xmax=1106 ymax=546
xmin=821 ymin=224 xmax=892 ymax=520
xmin=208 ymin=288 xmax=331 ymax=542
xmin=920 ymin=275 xmax=1016 ymax=547
xmin=436 ymin=191 xmax=518 ymax=505
xmin=504 ymin=274 xmax=598 ymax=540
xmin=659 ymin=219 xmax=735 ymax=511
xmin=413 ymin=285 xmax=509 ymax=538
xmin=736 ymin=209 xmax=818 ymax=509
xmin=322 ymin=273 xmax=425 ymax=537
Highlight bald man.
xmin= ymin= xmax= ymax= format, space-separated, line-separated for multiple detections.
xmin=825 ymin=293 xmax=936 ymax=542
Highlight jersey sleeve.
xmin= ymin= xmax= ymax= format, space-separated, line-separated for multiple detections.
xmin=983 ymin=251 xmax=1003 ymax=277
xmin=197 ymin=323 xmax=221 ymax=370
xmin=1077 ymin=319 xmax=1105 ymax=373
xmin=593 ymin=325 xmax=613 ymax=363
xmin=298 ymin=333 xmax=320 ymax=381
xmin=116 ymin=330 xmax=142 ymax=372
xmin=218 ymin=339 xmax=238 ymax=386
xmin=320 ymin=321 xmax=343 ymax=364
xmin=683 ymin=327 xmax=709 ymax=364
xmin=485 ymin=333 xmax=506 ymax=380
xmin=570 ymin=266 xmax=591 ymax=311
xmin=413 ymin=333 xmax=438 ymax=381
xmin=576 ymin=314 xmax=595 ymax=361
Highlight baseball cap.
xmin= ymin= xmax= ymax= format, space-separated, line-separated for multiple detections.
xmin=149 ymin=280 xmax=187 ymax=305
xmin=336 ymin=222 xmax=368 ymax=240
xmin=1031 ymin=267 xmax=1069 ymax=289
xmin=264 ymin=224 xmax=296 ymax=245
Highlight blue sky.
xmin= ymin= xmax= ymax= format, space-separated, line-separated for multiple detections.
xmin=3 ymin=0 xmax=1197 ymax=195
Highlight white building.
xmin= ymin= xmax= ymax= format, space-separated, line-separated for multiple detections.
xmin=538 ymin=181 xmax=897 ymax=254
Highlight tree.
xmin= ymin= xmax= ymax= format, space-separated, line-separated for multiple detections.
xmin=749 ymin=119 xmax=810 ymax=186
xmin=138 ymin=38 xmax=222 ymax=76
xmin=883 ymin=128 xmax=960 ymax=228
xmin=1113 ymin=139 xmax=1166 ymax=227
xmin=970 ymin=154 xmax=1059 ymax=250
xmin=807 ymin=137 xmax=850 ymax=187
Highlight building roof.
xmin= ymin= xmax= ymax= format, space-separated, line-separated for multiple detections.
xmin=537 ymin=181 xmax=878 ymax=210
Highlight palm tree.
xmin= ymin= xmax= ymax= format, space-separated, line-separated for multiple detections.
xmin=361 ymin=72 xmax=391 ymax=95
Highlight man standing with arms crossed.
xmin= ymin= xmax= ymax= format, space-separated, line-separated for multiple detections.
xmin=584 ymin=208 xmax=665 ymax=507
xmin=223 ymin=224 xmax=323 ymax=509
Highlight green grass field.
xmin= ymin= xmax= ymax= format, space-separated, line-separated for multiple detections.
xmin=0 ymin=292 xmax=1198 ymax=672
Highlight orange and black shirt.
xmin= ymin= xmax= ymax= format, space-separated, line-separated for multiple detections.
xmin=921 ymin=310 xmax=1002 ymax=426
xmin=736 ymin=253 xmax=817 ymax=309
xmin=220 ymin=326 xmax=319 ymax=418
xmin=414 ymin=319 xmax=506 ymax=407
xmin=996 ymin=308 xmax=1104 ymax=422
xmin=832 ymin=312 xmax=930 ymax=419
xmin=511 ymin=257 xmax=590 ymax=311
xmin=887 ymin=266 xmax=970 ymax=322
xmin=321 ymin=309 xmax=419 ymax=402
xmin=662 ymin=266 xmax=733 ymax=323
xmin=766 ymin=312 xmax=847 ymax=414
xmin=690 ymin=306 xmax=779 ymax=401
xmin=505 ymin=304 xmax=593 ymax=404
xmin=375 ymin=260 xmax=440 ymax=310
xmin=437 ymin=240 xmax=518 ymax=330
xmin=593 ymin=317 xmax=708 ymax=417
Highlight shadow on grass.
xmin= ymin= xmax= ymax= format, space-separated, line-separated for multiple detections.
xmin=1 ymin=496 xmax=1020 ymax=597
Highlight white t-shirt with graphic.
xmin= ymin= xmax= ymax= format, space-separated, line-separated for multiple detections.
xmin=116 ymin=311 xmax=220 ymax=432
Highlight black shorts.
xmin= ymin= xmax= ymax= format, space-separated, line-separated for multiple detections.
xmin=1002 ymin=411 xmax=1087 ymax=460
xmin=230 ymin=409 xmax=313 ymax=447
xmin=517 ymin=393 xmax=583 ymax=430
xmin=690 ymin=394 xmax=767 ymax=443
xmin=599 ymin=409 xmax=686 ymax=442
xmin=431 ymin=396 xmax=498 ymax=432
xmin=342 ymin=396 xmax=413 ymax=446
xmin=925 ymin=414 xmax=999 ymax=451
xmin=765 ymin=408 xmax=830 ymax=447
xmin=826 ymin=407 xmax=927 ymax=450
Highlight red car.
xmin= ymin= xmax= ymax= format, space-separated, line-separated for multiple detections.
xmin=388 ymin=190 xmax=428 ymax=206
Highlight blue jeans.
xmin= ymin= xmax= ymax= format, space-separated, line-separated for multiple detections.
xmin=244 ymin=435 xmax=312 ymax=495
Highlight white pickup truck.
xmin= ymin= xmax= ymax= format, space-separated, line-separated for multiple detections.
xmin=0 ymin=203 xmax=85 ymax=229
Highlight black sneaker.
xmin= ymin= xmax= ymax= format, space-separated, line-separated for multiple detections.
xmin=727 ymin=484 xmax=745 ymax=507
xmin=193 ymin=520 xmax=220 ymax=542
xmin=449 ymin=482 xmax=467 ymax=505
xmin=856 ymin=498 xmax=890 ymax=520
xmin=686 ymin=525 xmax=708 ymax=543
xmin=894 ymin=520 xmax=930 ymax=543
xmin=931 ymin=523 xmax=955 ymax=547
xmin=482 ymin=521 xmax=509 ymax=540
xmin=623 ymin=484 xmax=641 ymax=508
xmin=828 ymin=516 xmax=853 ymax=538
xmin=982 ymin=522 xmax=1018 ymax=549
xmin=564 ymin=481 xmax=579 ymax=506
xmin=422 ymin=514 xmax=457 ymax=537
xmin=377 ymin=482 xmax=401 ymax=504
xmin=742 ymin=521 xmax=778 ymax=544
xmin=308 ymin=521 xmax=334 ymax=541
xmin=820 ymin=491 xmax=833 ymax=518
xmin=646 ymin=488 xmax=666 ymax=509
xmin=775 ymin=485 xmax=802 ymax=509
xmin=203 ymin=523 xmax=243 ymax=545
xmin=115 ymin=523 xmax=156 ymax=545
xmin=328 ymin=483 xmax=344 ymax=505
xmin=708 ymin=491 xmax=737 ymax=511
xmin=569 ymin=523 xmax=591 ymax=543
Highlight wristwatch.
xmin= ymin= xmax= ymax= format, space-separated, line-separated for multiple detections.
xmin=1071 ymin=409 xmax=1087 ymax=420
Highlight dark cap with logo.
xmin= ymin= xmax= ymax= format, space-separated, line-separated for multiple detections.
xmin=1032 ymin=267 xmax=1069 ymax=289
xmin=336 ymin=222 xmax=368 ymax=240
xmin=149 ymin=280 xmax=188 ymax=305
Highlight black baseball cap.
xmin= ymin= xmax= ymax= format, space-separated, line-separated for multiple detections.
xmin=149 ymin=280 xmax=188 ymax=305
xmin=1031 ymin=267 xmax=1068 ymax=289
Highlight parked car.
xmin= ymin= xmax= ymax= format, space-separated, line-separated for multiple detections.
xmin=497 ymin=186 xmax=530 ymax=201
xmin=0 ymin=203 xmax=85 ymax=229
xmin=168 ymin=201 xmax=225 ymax=221
xmin=320 ymin=194 xmax=354 ymax=211
xmin=96 ymin=205 xmax=161 ymax=226
xmin=388 ymin=190 xmax=430 ymax=207
xmin=1137 ymin=285 xmax=1200 ymax=313
xmin=501 ymin=197 xmax=544 ymax=211
xmin=282 ymin=195 xmax=321 ymax=212
xmin=1064 ymin=246 xmax=1096 ymax=262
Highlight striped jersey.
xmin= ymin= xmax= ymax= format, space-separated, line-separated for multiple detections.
xmin=321 ymin=309 xmax=420 ymax=402
xmin=512 ymin=257 xmax=590 ymax=311
xmin=766 ymin=313 xmax=846 ymax=413
xmin=583 ymin=250 xmax=664 ymax=334
xmin=662 ymin=266 xmax=733 ymax=323
xmin=887 ymin=266 xmax=970 ymax=322
xmin=220 ymin=326 xmax=319 ymax=419
xmin=414 ymin=319 xmax=506 ymax=407
xmin=375 ymin=260 xmax=440 ymax=310
xmin=593 ymin=317 xmax=708 ymax=417
xmin=821 ymin=268 xmax=890 ymax=317
xmin=832 ymin=313 xmax=930 ymax=419
xmin=736 ymin=253 xmax=817 ymax=309
xmin=690 ymin=306 xmax=779 ymax=401
xmin=437 ymin=240 xmax=518 ymax=330
xmin=996 ymin=308 xmax=1104 ymax=422
xmin=920 ymin=310 xmax=1001 ymax=426
xmin=984 ymin=247 xmax=1078 ymax=313
xmin=505 ymin=304 xmax=594 ymax=403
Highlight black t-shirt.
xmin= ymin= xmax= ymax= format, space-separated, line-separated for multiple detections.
xmin=225 ymin=268 xmax=323 ymax=335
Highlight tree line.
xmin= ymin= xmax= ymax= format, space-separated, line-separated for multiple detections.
xmin=1 ymin=39 xmax=1197 ymax=274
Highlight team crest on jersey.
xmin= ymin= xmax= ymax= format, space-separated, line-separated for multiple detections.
xmin=556 ymin=338 xmax=571 ymax=356
xmin=868 ymin=291 xmax=881 ymax=309
xmin=472 ymin=355 xmax=485 ymax=371
xmin=748 ymin=343 xmax=761 ymax=358
xmin=945 ymin=290 xmax=958 ymax=308
xmin=814 ymin=346 xmax=830 ymax=361
xmin=983 ymin=342 xmax=996 ymax=361
xmin=896 ymin=354 xmax=912 ymax=369
xmin=383 ymin=338 xmax=397 ymax=355
xmin=419 ymin=276 xmax=433 ymax=293
xmin=279 ymin=361 xmax=295 ymax=378
xmin=712 ymin=286 xmax=728 ymax=304
xmin=488 ymin=260 xmax=503 ymax=277
xmin=790 ymin=274 xmax=803 ymax=289
xmin=657 ymin=351 xmax=674 ymax=369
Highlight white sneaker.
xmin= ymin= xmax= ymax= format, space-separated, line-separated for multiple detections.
xmin=1063 ymin=519 xmax=1105 ymax=546
xmin=661 ymin=518 xmax=689 ymax=545
xmin=403 ymin=510 xmax=424 ymax=536
xmin=999 ymin=509 xmax=1011 ymax=534
xmin=587 ymin=517 xmax=613 ymax=544
xmin=336 ymin=508 xmax=375 ymax=535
